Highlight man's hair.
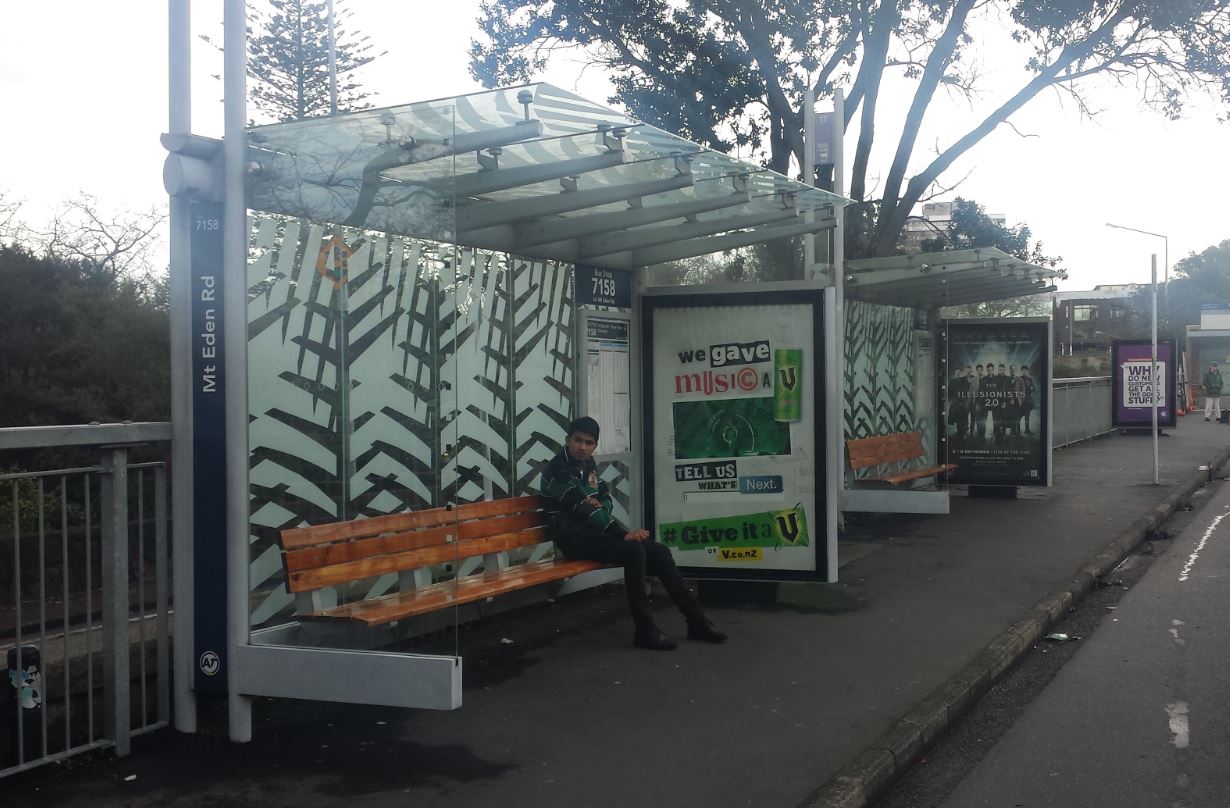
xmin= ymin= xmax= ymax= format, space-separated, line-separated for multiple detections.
xmin=567 ymin=416 xmax=600 ymax=440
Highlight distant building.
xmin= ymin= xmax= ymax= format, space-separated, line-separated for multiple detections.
xmin=900 ymin=201 xmax=1006 ymax=253
xmin=1052 ymin=285 xmax=1144 ymax=355
xmin=1185 ymin=305 xmax=1230 ymax=402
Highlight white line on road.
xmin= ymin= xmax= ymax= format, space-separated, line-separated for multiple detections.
xmin=1166 ymin=702 xmax=1191 ymax=749
xmin=1179 ymin=506 xmax=1230 ymax=582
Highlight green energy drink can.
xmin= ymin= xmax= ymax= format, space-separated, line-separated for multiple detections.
xmin=774 ymin=348 xmax=802 ymax=422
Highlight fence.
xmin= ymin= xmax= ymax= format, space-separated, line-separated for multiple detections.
xmin=0 ymin=423 xmax=171 ymax=777
xmin=1052 ymin=376 xmax=1115 ymax=449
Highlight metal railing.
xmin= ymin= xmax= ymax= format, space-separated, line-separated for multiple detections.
xmin=1052 ymin=376 xmax=1115 ymax=449
xmin=0 ymin=422 xmax=171 ymax=777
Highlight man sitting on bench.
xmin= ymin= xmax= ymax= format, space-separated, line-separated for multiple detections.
xmin=541 ymin=416 xmax=728 ymax=651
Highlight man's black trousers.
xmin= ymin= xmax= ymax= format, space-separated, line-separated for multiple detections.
xmin=555 ymin=531 xmax=701 ymax=628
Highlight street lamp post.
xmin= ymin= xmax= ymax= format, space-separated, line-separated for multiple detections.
xmin=1106 ymin=221 xmax=1169 ymax=318
xmin=1106 ymin=222 xmax=1168 ymax=486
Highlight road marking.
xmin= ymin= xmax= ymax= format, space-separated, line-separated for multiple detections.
xmin=1179 ymin=506 xmax=1230 ymax=582
xmin=1170 ymin=619 xmax=1186 ymax=646
xmin=1166 ymin=702 xmax=1190 ymax=749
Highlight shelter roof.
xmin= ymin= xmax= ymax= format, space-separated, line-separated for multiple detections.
xmin=246 ymin=83 xmax=848 ymax=270
xmin=845 ymin=248 xmax=1066 ymax=308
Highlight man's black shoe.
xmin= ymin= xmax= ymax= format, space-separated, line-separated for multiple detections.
xmin=633 ymin=627 xmax=677 ymax=651
xmin=687 ymin=619 xmax=728 ymax=643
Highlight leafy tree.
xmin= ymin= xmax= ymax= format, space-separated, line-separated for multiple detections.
xmin=0 ymin=244 xmax=170 ymax=428
xmin=0 ymin=193 xmax=172 ymax=429
xmin=920 ymin=197 xmax=1060 ymax=317
xmin=920 ymin=197 xmax=1060 ymax=267
xmin=1131 ymin=238 xmax=1230 ymax=343
xmin=471 ymin=1 xmax=1230 ymax=256
xmin=238 ymin=0 xmax=382 ymax=122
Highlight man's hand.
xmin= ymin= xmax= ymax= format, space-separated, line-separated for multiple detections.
xmin=585 ymin=496 xmax=602 ymax=508
xmin=623 ymin=528 xmax=650 ymax=542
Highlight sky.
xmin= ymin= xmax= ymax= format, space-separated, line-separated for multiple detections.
xmin=2 ymin=1 xmax=1227 ymax=291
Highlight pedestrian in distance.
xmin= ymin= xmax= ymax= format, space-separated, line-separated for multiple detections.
xmin=1203 ymin=362 xmax=1224 ymax=421
xmin=540 ymin=416 xmax=728 ymax=651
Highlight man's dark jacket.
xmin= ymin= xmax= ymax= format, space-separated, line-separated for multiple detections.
xmin=540 ymin=448 xmax=628 ymax=540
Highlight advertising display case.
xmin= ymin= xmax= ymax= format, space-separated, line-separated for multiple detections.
xmin=1112 ymin=339 xmax=1177 ymax=428
xmin=939 ymin=319 xmax=1052 ymax=487
xmin=643 ymin=288 xmax=827 ymax=581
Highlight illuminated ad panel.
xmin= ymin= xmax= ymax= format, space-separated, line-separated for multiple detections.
xmin=939 ymin=319 xmax=1051 ymax=487
xmin=1112 ymin=339 xmax=1177 ymax=428
xmin=643 ymin=289 xmax=826 ymax=581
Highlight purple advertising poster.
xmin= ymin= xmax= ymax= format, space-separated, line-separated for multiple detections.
xmin=1112 ymin=340 xmax=1177 ymax=428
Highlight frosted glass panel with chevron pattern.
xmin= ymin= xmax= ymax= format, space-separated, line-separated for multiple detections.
xmin=246 ymin=215 xmax=577 ymax=628
xmin=844 ymin=300 xmax=920 ymax=481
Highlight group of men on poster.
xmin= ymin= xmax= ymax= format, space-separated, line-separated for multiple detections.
xmin=947 ymin=362 xmax=1037 ymax=444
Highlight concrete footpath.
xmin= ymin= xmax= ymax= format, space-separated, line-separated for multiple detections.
xmin=8 ymin=421 xmax=1230 ymax=808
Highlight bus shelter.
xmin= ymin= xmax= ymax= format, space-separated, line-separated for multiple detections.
xmin=165 ymin=75 xmax=849 ymax=741
xmin=843 ymin=249 xmax=1064 ymax=512
xmin=164 ymin=5 xmax=1062 ymax=741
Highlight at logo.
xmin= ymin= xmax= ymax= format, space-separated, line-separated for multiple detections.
xmin=777 ymin=366 xmax=798 ymax=391
xmin=199 ymin=650 xmax=221 ymax=676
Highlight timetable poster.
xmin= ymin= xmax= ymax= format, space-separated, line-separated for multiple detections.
xmin=585 ymin=317 xmax=632 ymax=453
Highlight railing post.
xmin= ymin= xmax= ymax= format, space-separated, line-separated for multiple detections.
xmin=100 ymin=446 xmax=131 ymax=757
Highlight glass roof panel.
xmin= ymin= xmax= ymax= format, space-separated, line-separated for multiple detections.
xmin=247 ymin=83 xmax=847 ymax=265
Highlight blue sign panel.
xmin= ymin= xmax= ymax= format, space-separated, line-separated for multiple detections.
xmin=740 ymin=475 xmax=784 ymax=494
xmin=575 ymin=264 xmax=632 ymax=308
xmin=189 ymin=199 xmax=227 ymax=692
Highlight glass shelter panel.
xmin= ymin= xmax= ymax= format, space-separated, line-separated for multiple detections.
xmin=246 ymin=106 xmax=464 ymax=652
xmin=843 ymin=299 xmax=931 ymax=481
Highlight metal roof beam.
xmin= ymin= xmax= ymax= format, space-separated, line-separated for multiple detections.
xmin=632 ymin=217 xmax=835 ymax=267
xmin=848 ymin=258 xmax=997 ymax=276
xmin=437 ymin=150 xmax=628 ymax=198
xmin=855 ymin=276 xmax=1049 ymax=305
xmin=861 ymin=263 xmax=1056 ymax=293
xmin=511 ymin=191 xmax=750 ymax=248
xmin=579 ymin=209 xmax=799 ymax=260
xmin=849 ymin=266 xmax=1015 ymax=294
xmin=932 ymin=285 xmax=1057 ymax=308
xmin=455 ymin=173 xmax=695 ymax=232
xmin=904 ymin=283 xmax=1052 ymax=308
xmin=899 ymin=276 xmax=1048 ymax=299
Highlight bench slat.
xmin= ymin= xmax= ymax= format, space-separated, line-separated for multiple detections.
xmin=285 ymin=526 xmax=552 ymax=593
xmin=872 ymin=463 xmax=957 ymax=485
xmin=284 ymin=511 xmax=547 ymax=574
xmin=312 ymin=559 xmax=605 ymax=626
xmin=847 ymin=434 xmax=925 ymax=464
xmin=281 ymin=495 xmax=543 ymax=550
xmin=847 ymin=432 xmax=954 ymax=485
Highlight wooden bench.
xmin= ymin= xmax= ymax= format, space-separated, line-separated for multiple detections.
xmin=846 ymin=431 xmax=956 ymax=486
xmin=278 ymin=495 xmax=604 ymax=627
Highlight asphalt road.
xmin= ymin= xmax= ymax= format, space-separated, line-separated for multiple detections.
xmin=931 ymin=474 xmax=1230 ymax=808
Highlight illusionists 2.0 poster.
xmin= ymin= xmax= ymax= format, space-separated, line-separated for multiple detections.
xmin=642 ymin=289 xmax=825 ymax=581
xmin=940 ymin=319 xmax=1051 ymax=487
